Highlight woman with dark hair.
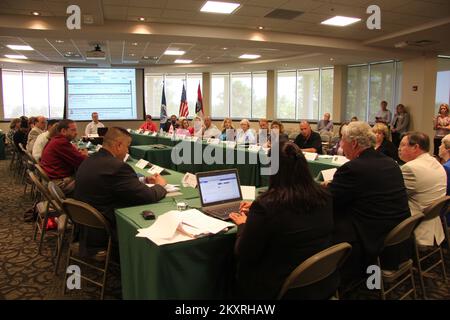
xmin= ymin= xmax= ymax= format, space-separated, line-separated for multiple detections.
xmin=229 ymin=142 xmax=336 ymax=299
xmin=13 ymin=118 xmax=29 ymax=152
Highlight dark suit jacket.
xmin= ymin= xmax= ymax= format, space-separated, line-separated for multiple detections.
xmin=376 ymin=139 xmax=399 ymax=162
xmin=234 ymin=194 xmax=338 ymax=299
xmin=74 ymin=148 xmax=167 ymax=254
xmin=329 ymin=148 xmax=410 ymax=266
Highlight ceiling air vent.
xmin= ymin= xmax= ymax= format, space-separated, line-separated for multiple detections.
xmin=411 ymin=40 xmax=439 ymax=47
xmin=264 ymin=9 xmax=303 ymax=20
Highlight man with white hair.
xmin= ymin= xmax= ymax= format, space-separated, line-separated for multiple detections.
xmin=327 ymin=121 xmax=411 ymax=285
xmin=398 ymin=131 xmax=446 ymax=246
xmin=202 ymin=116 xmax=221 ymax=139
xmin=26 ymin=116 xmax=47 ymax=153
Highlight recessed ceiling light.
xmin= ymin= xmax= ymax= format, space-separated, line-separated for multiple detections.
xmin=5 ymin=54 xmax=27 ymax=59
xmin=138 ymin=17 xmax=145 ymax=21
xmin=222 ymin=47 xmax=228 ymax=50
xmin=31 ymin=11 xmax=40 ymax=16
xmin=6 ymin=45 xmax=34 ymax=51
xmin=321 ymin=16 xmax=361 ymax=27
xmin=258 ymin=26 xmax=264 ymax=30
xmin=164 ymin=50 xmax=185 ymax=55
xmin=200 ymin=1 xmax=240 ymax=14
xmin=174 ymin=59 xmax=192 ymax=64
xmin=142 ymin=56 xmax=149 ymax=59
xmin=132 ymin=42 xmax=138 ymax=46
xmin=130 ymin=53 xmax=135 ymax=56
xmin=239 ymin=54 xmax=260 ymax=59
xmin=55 ymin=40 xmax=64 ymax=43
xmin=330 ymin=58 xmax=334 ymax=61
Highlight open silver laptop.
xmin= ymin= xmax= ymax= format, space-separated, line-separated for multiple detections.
xmin=196 ymin=169 xmax=242 ymax=220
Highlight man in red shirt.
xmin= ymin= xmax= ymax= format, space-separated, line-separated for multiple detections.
xmin=138 ymin=115 xmax=157 ymax=132
xmin=40 ymin=119 xmax=87 ymax=195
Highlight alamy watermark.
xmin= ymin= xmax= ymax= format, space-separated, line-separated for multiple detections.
xmin=66 ymin=5 xmax=382 ymax=30
xmin=66 ymin=265 xmax=81 ymax=290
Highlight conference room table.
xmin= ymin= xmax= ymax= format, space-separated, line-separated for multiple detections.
xmin=115 ymin=154 xmax=343 ymax=299
xmin=0 ymin=131 xmax=5 ymax=160
xmin=115 ymin=158 xmax=237 ymax=299
xmin=129 ymin=132 xmax=341 ymax=186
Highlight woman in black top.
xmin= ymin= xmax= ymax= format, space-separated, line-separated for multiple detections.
xmin=229 ymin=142 xmax=337 ymax=299
xmin=372 ymin=123 xmax=399 ymax=162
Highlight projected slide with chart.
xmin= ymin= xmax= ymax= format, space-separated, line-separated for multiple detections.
xmin=66 ymin=68 xmax=138 ymax=120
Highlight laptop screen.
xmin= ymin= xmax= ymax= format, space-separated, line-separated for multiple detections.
xmin=198 ymin=171 xmax=241 ymax=206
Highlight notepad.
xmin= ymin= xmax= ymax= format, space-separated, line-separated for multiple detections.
xmin=321 ymin=168 xmax=337 ymax=182
xmin=303 ymin=152 xmax=318 ymax=161
xmin=147 ymin=164 xmax=164 ymax=175
xmin=241 ymin=185 xmax=256 ymax=200
xmin=331 ymin=155 xmax=349 ymax=165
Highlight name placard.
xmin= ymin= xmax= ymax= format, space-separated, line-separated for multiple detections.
xmin=135 ymin=159 xmax=149 ymax=169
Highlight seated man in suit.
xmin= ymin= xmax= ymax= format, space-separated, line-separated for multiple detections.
xmin=326 ymin=121 xmax=411 ymax=286
xmin=294 ymin=121 xmax=323 ymax=154
xmin=74 ymin=127 xmax=167 ymax=257
xmin=398 ymin=131 xmax=446 ymax=247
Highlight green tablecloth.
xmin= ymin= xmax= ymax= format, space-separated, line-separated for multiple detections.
xmin=117 ymin=158 xmax=236 ymax=299
xmin=129 ymin=145 xmax=176 ymax=170
xmin=117 ymin=157 xmax=341 ymax=299
xmin=115 ymin=200 xmax=236 ymax=299
xmin=131 ymin=132 xmax=179 ymax=147
xmin=0 ymin=132 xmax=5 ymax=160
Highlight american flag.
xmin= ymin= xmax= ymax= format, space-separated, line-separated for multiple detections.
xmin=179 ymin=83 xmax=189 ymax=117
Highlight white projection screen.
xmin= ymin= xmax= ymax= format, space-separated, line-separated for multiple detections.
xmin=64 ymin=67 xmax=144 ymax=120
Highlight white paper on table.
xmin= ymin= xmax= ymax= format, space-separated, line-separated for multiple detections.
xmin=191 ymin=136 xmax=199 ymax=142
xmin=147 ymin=164 xmax=164 ymax=175
xmin=88 ymin=133 xmax=99 ymax=138
xmin=182 ymin=172 xmax=197 ymax=188
xmin=95 ymin=144 xmax=102 ymax=152
xmin=179 ymin=209 xmax=234 ymax=234
xmin=86 ymin=141 xmax=92 ymax=149
xmin=136 ymin=211 xmax=189 ymax=245
xmin=321 ymin=168 xmax=337 ymax=182
xmin=303 ymin=152 xmax=318 ymax=161
xmin=207 ymin=138 xmax=220 ymax=145
xmin=332 ymin=155 xmax=349 ymax=165
xmin=241 ymin=185 xmax=256 ymax=200
xmin=127 ymin=128 xmax=132 ymax=133
xmin=142 ymin=131 xmax=150 ymax=135
xmin=146 ymin=183 xmax=179 ymax=193
xmin=135 ymin=159 xmax=149 ymax=169
xmin=318 ymin=155 xmax=333 ymax=159
xmin=248 ymin=145 xmax=261 ymax=152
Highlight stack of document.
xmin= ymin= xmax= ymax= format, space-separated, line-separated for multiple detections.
xmin=136 ymin=209 xmax=234 ymax=246
xmin=146 ymin=183 xmax=181 ymax=196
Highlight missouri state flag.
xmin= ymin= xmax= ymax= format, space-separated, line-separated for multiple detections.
xmin=195 ymin=83 xmax=204 ymax=118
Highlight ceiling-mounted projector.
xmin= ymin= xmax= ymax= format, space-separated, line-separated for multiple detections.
xmin=86 ymin=44 xmax=106 ymax=60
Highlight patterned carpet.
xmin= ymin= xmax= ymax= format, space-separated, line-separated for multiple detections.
xmin=1 ymin=154 xmax=450 ymax=300
xmin=0 ymin=158 xmax=121 ymax=300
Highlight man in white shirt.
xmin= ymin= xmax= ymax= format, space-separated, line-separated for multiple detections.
xmin=85 ymin=112 xmax=105 ymax=136
xmin=26 ymin=116 xmax=47 ymax=153
xmin=398 ymin=131 xmax=446 ymax=246
xmin=32 ymin=119 xmax=58 ymax=161
xmin=202 ymin=116 xmax=221 ymax=139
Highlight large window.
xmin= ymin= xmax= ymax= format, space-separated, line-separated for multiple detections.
xmin=144 ymin=73 xmax=202 ymax=118
xmin=436 ymin=56 xmax=450 ymax=112
xmin=1 ymin=70 xmax=64 ymax=119
xmin=345 ymin=61 xmax=402 ymax=122
xmin=276 ymin=68 xmax=333 ymax=121
xmin=211 ymin=72 xmax=266 ymax=119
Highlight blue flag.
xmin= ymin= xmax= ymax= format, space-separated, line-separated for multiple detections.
xmin=160 ymin=83 xmax=167 ymax=127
